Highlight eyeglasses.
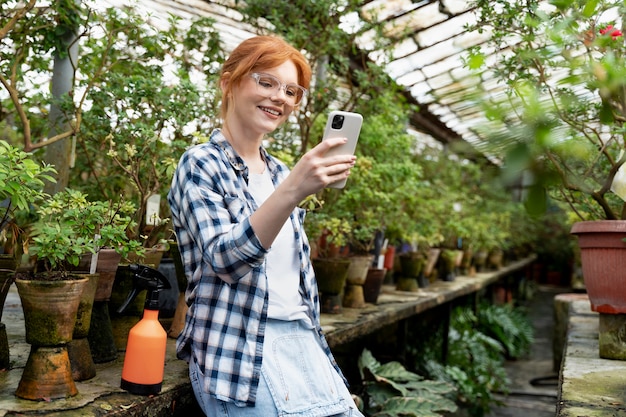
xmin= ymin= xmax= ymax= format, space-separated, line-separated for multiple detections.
xmin=249 ymin=73 xmax=307 ymax=106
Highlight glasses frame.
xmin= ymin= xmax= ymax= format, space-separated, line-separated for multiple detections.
xmin=249 ymin=72 xmax=307 ymax=106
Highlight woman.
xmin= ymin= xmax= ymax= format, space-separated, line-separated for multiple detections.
xmin=168 ymin=35 xmax=363 ymax=416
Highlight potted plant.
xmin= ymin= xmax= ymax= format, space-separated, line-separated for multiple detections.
xmin=305 ymin=210 xmax=352 ymax=314
xmin=465 ymin=0 xmax=626 ymax=357
xmin=15 ymin=188 xmax=141 ymax=400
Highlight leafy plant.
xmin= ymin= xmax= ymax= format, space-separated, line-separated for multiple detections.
xmin=357 ymin=348 xmax=457 ymax=417
xmin=0 ymin=140 xmax=56 ymax=251
xmin=27 ymin=188 xmax=143 ymax=275
xmin=422 ymin=306 xmax=512 ymax=417
xmin=476 ymin=302 xmax=534 ymax=360
xmin=305 ymin=211 xmax=352 ymax=258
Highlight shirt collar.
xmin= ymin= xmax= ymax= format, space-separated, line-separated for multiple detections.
xmin=211 ymin=129 xmax=276 ymax=181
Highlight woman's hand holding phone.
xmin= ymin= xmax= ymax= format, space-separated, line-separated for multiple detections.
xmin=321 ymin=111 xmax=362 ymax=188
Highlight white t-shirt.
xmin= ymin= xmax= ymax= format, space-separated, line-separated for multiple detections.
xmin=248 ymin=169 xmax=310 ymax=323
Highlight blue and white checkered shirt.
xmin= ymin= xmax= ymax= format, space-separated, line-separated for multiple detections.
xmin=167 ymin=129 xmax=342 ymax=406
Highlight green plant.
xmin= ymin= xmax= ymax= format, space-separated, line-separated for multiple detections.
xmin=422 ymin=305 xmax=512 ymax=417
xmin=357 ymin=348 xmax=458 ymax=417
xmin=0 ymin=140 xmax=56 ymax=252
xmin=27 ymin=188 xmax=142 ymax=275
xmin=465 ymin=0 xmax=626 ymax=221
xmin=476 ymin=302 xmax=534 ymax=360
xmin=304 ymin=211 xmax=351 ymax=258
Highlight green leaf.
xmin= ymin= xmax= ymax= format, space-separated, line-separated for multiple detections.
xmin=582 ymin=0 xmax=599 ymax=17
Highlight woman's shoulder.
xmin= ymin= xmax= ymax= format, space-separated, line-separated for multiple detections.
xmin=180 ymin=131 xmax=228 ymax=164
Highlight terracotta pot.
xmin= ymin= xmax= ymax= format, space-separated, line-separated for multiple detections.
xmin=16 ymin=276 xmax=88 ymax=346
xmin=424 ymin=248 xmax=441 ymax=278
xmin=396 ymin=276 xmax=419 ymax=292
xmin=0 ymin=254 xmax=19 ymax=321
xmin=398 ymin=251 xmax=425 ymax=278
xmin=438 ymin=249 xmax=457 ymax=282
xmin=363 ymin=267 xmax=386 ymax=304
xmin=473 ymin=249 xmax=489 ymax=272
xmin=346 ymin=255 xmax=373 ymax=285
xmin=313 ymin=258 xmax=351 ymax=295
xmin=80 ymin=249 xmax=122 ymax=364
xmin=76 ymin=249 xmax=122 ymax=302
xmin=16 ymin=347 xmax=78 ymax=400
xmin=312 ymin=257 xmax=350 ymax=314
xmin=343 ymin=255 xmax=374 ymax=309
xmin=571 ymin=220 xmax=626 ymax=314
xmin=383 ymin=246 xmax=396 ymax=270
xmin=68 ymin=273 xmax=99 ymax=381
xmin=14 ymin=275 xmax=88 ymax=400
xmin=460 ymin=247 xmax=474 ymax=276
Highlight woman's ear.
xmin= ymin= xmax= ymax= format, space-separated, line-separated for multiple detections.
xmin=220 ymin=72 xmax=231 ymax=94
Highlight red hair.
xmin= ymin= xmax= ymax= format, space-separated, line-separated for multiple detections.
xmin=219 ymin=36 xmax=312 ymax=120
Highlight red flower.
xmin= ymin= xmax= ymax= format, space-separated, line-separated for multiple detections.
xmin=600 ymin=24 xmax=623 ymax=40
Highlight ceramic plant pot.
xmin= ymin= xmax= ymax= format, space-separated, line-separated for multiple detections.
xmin=68 ymin=273 xmax=99 ymax=381
xmin=571 ymin=221 xmax=626 ymax=314
xmin=571 ymin=220 xmax=626 ymax=360
xmin=14 ymin=275 xmax=88 ymax=400
xmin=343 ymin=255 xmax=374 ymax=309
xmin=313 ymin=257 xmax=351 ymax=314
xmin=363 ymin=267 xmax=386 ymax=304
xmin=79 ymin=249 xmax=122 ymax=364
xmin=396 ymin=252 xmax=425 ymax=292
xmin=438 ymin=249 xmax=457 ymax=282
xmin=399 ymin=251 xmax=425 ymax=278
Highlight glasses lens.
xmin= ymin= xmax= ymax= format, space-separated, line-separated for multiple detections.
xmin=253 ymin=73 xmax=306 ymax=105
xmin=257 ymin=74 xmax=280 ymax=91
xmin=285 ymin=85 xmax=305 ymax=104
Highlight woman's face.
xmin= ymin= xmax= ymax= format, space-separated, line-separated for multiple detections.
xmin=227 ymin=60 xmax=301 ymax=136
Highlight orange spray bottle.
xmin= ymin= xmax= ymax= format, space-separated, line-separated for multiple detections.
xmin=117 ymin=264 xmax=171 ymax=395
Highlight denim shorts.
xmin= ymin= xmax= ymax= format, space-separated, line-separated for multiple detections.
xmin=190 ymin=319 xmax=363 ymax=417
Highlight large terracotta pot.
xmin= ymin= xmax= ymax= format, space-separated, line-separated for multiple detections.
xmin=14 ymin=275 xmax=88 ymax=400
xmin=571 ymin=220 xmax=626 ymax=314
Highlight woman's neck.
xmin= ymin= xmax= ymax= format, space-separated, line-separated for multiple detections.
xmin=222 ymin=125 xmax=266 ymax=174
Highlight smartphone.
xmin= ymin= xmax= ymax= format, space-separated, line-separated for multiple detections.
xmin=322 ymin=110 xmax=363 ymax=188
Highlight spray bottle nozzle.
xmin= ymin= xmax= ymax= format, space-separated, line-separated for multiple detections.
xmin=117 ymin=264 xmax=171 ymax=314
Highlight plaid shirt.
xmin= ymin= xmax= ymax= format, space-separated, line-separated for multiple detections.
xmin=167 ymin=129 xmax=342 ymax=406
